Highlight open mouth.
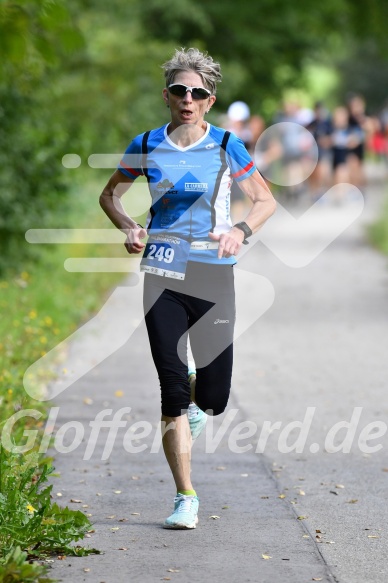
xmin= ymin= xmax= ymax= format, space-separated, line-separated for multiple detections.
xmin=180 ymin=109 xmax=193 ymax=117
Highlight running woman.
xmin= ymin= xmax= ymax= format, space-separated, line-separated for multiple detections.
xmin=99 ymin=48 xmax=276 ymax=529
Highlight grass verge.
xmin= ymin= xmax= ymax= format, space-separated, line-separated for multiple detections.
xmin=368 ymin=190 xmax=388 ymax=255
xmin=0 ymin=172 xmax=145 ymax=580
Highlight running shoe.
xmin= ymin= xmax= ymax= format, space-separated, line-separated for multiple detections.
xmin=163 ymin=494 xmax=199 ymax=529
xmin=188 ymin=402 xmax=207 ymax=440
xmin=187 ymin=364 xmax=207 ymax=439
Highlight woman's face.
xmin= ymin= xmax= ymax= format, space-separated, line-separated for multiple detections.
xmin=163 ymin=71 xmax=216 ymax=130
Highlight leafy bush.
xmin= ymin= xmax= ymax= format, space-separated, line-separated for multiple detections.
xmin=0 ymin=447 xmax=99 ymax=563
xmin=0 ymin=546 xmax=53 ymax=583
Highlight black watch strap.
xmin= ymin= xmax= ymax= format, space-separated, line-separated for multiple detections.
xmin=234 ymin=221 xmax=252 ymax=244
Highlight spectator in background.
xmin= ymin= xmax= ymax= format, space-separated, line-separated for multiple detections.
xmin=273 ymin=101 xmax=313 ymax=201
xmin=330 ymin=106 xmax=351 ymax=187
xmin=367 ymin=116 xmax=387 ymax=166
xmin=306 ymin=101 xmax=332 ymax=201
xmin=329 ymin=105 xmax=365 ymax=203
xmin=225 ymin=101 xmax=254 ymax=221
xmin=346 ymin=93 xmax=369 ymax=189
xmin=379 ymin=100 xmax=388 ymax=167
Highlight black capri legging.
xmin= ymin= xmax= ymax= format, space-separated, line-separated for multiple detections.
xmin=143 ymin=261 xmax=235 ymax=417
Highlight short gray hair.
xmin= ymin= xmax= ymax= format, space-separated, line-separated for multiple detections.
xmin=162 ymin=47 xmax=222 ymax=95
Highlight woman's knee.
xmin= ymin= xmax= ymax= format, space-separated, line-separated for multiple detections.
xmin=195 ymin=394 xmax=229 ymax=417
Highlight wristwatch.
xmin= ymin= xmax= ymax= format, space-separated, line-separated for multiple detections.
xmin=233 ymin=221 xmax=252 ymax=245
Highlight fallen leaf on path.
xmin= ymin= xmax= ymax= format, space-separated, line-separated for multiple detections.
xmin=312 ymin=578 xmax=323 ymax=581
xmin=70 ymin=499 xmax=82 ymax=503
xmin=167 ymin=569 xmax=180 ymax=572
xmin=278 ymin=494 xmax=286 ymax=499
xmin=131 ymin=513 xmax=140 ymax=516
xmin=111 ymin=527 xmax=120 ymax=531
xmin=118 ymin=548 xmax=128 ymax=551
xmin=131 ymin=476 xmax=140 ymax=480
xmin=302 ymin=535 xmax=310 ymax=538
xmin=106 ymin=515 xmax=115 ymax=519
xmin=209 ymin=515 xmax=220 ymax=519
xmin=83 ymin=568 xmax=90 ymax=572
xmin=330 ymin=491 xmax=338 ymax=495
xmin=335 ymin=484 xmax=345 ymax=489
xmin=261 ymin=496 xmax=269 ymax=499
xmin=297 ymin=516 xmax=308 ymax=520
xmin=114 ymin=390 xmax=124 ymax=397
xmin=262 ymin=554 xmax=272 ymax=560
xmin=346 ymin=499 xmax=358 ymax=504
xmin=119 ymin=518 xmax=128 ymax=521
xmin=57 ymin=556 xmax=66 ymax=560
xmin=83 ymin=398 xmax=93 ymax=405
xmin=298 ymin=490 xmax=305 ymax=496
xmin=222 ymin=506 xmax=229 ymax=509
xmin=216 ymin=466 xmax=226 ymax=470
xmin=368 ymin=535 xmax=379 ymax=538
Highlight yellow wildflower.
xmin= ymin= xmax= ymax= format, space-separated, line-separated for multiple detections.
xmin=26 ymin=503 xmax=37 ymax=514
xmin=29 ymin=310 xmax=37 ymax=319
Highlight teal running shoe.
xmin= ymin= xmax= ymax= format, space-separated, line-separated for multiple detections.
xmin=187 ymin=363 xmax=207 ymax=440
xmin=163 ymin=494 xmax=199 ymax=529
xmin=188 ymin=402 xmax=207 ymax=440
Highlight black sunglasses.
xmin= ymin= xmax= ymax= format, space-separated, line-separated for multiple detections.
xmin=168 ymin=83 xmax=211 ymax=100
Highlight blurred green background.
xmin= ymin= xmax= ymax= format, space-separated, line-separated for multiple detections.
xmin=1 ymin=0 xmax=388 ymax=272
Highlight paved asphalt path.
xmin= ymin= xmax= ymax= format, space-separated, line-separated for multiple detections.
xmin=46 ymin=168 xmax=388 ymax=582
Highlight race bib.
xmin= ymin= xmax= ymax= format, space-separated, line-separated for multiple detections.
xmin=140 ymin=234 xmax=191 ymax=280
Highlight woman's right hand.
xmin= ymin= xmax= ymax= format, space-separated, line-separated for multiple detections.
xmin=124 ymin=227 xmax=147 ymax=254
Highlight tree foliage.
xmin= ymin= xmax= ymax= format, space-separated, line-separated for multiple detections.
xmin=0 ymin=0 xmax=84 ymax=271
xmin=1 ymin=0 xmax=388 ymax=272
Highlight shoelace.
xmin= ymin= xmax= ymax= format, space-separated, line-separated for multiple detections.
xmin=176 ymin=496 xmax=195 ymax=513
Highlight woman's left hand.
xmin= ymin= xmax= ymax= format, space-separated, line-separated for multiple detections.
xmin=208 ymin=228 xmax=245 ymax=259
